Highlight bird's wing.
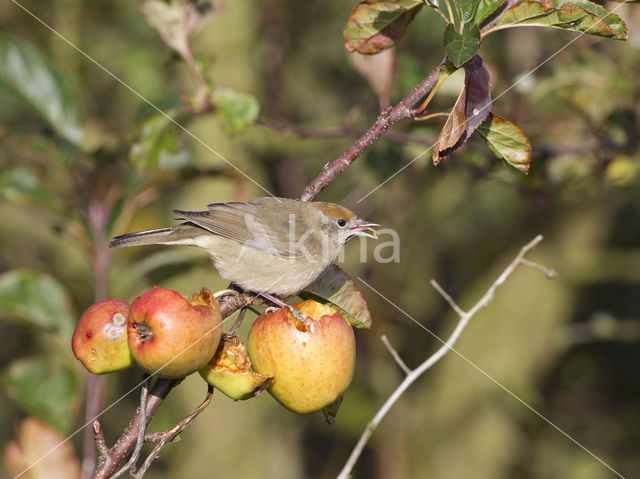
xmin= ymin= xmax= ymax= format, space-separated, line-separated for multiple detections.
xmin=173 ymin=200 xmax=302 ymax=258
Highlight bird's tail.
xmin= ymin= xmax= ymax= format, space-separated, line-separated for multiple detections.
xmin=109 ymin=228 xmax=176 ymax=248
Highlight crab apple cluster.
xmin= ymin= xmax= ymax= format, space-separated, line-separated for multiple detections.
xmin=72 ymin=288 xmax=357 ymax=414
xmin=72 ymin=287 xmax=222 ymax=379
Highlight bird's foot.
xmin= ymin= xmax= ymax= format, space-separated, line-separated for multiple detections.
xmin=260 ymin=293 xmax=305 ymax=322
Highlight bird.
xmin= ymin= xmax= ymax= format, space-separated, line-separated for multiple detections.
xmin=110 ymin=197 xmax=378 ymax=308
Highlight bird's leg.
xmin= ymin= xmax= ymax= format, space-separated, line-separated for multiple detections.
xmin=260 ymin=293 xmax=305 ymax=322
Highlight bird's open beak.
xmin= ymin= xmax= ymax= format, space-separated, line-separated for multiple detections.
xmin=350 ymin=222 xmax=379 ymax=239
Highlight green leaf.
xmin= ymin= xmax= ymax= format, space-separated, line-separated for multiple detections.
xmin=474 ymin=0 xmax=505 ymax=24
xmin=495 ymin=0 xmax=627 ymax=40
xmin=129 ymin=112 xmax=191 ymax=171
xmin=299 ymin=265 xmax=372 ymax=329
xmin=0 ymin=35 xmax=83 ymax=146
xmin=343 ymin=0 xmax=423 ymax=54
xmin=457 ymin=0 xmax=479 ymax=24
xmin=477 ymin=113 xmax=531 ymax=173
xmin=0 ymin=168 xmax=53 ymax=206
xmin=444 ymin=24 xmax=481 ymax=67
xmin=2 ymin=357 xmax=81 ymax=433
xmin=212 ymin=88 xmax=260 ymax=133
xmin=0 ymin=269 xmax=75 ymax=338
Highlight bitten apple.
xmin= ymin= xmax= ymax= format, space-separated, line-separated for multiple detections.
xmin=247 ymin=300 xmax=355 ymax=414
xmin=72 ymin=299 xmax=133 ymax=374
xmin=128 ymin=287 xmax=222 ymax=378
xmin=199 ymin=334 xmax=273 ymax=400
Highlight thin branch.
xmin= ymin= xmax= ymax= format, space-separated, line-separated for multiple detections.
xmin=429 ymin=280 xmax=466 ymax=317
xmin=93 ymin=421 xmax=108 ymax=466
xmin=144 ymin=432 xmax=181 ymax=444
xmin=93 ymin=378 xmax=179 ymax=479
xmin=133 ymin=385 xmax=214 ymax=478
xmin=298 ymin=58 xmax=446 ymax=202
xmin=519 ymin=258 xmax=558 ymax=279
xmin=110 ymin=376 xmax=151 ymax=479
xmin=337 ymin=234 xmax=549 ymax=478
xmin=380 ymin=335 xmax=411 ymax=375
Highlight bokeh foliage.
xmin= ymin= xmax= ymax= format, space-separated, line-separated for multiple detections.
xmin=1 ymin=0 xmax=639 ymax=478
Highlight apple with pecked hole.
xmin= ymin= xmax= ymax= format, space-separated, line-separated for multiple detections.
xmin=127 ymin=287 xmax=222 ymax=379
xmin=72 ymin=299 xmax=133 ymax=374
xmin=247 ymin=299 xmax=356 ymax=414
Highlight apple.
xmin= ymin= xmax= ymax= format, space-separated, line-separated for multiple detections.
xmin=128 ymin=287 xmax=222 ymax=379
xmin=247 ymin=300 xmax=356 ymax=414
xmin=72 ymin=299 xmax=133 ymax=374
xmin=199 ymin=334 xmax=273 ymax=400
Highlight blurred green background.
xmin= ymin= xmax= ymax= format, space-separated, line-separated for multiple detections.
xmin=1 ymin=0 xmax=639 ymax=478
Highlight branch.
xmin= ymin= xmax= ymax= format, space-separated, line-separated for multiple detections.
xmin=133 ymin=385 xmax=214 ymax=479
xmin=337 ymin=234 xmax=552 ymax=478
xmin=93 ymin=378 xmax=179 ymax=479
xmin=110 ymin=376 xmax=150 ymax=479
xmin=298 ymin=58 xmax=446 ymax=201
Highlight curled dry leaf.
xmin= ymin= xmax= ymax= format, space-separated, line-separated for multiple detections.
xmin=3 ymin=418 xmax=81 ymax=479
xmin=141 ymin=0 xmax=221 ymax=59
xmin=433 ymin=55 xmax=491 ymax=164
xmin=348 ymin=47 xmax=397 ymax=108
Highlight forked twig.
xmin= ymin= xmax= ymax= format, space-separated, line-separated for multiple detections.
xmin=110 ymin=375 xmax=151 ymax=478
xmin=133 ymin=385 xmax=215 ymax=478
xmin=338 ymin=235 xmax=551 ymax=478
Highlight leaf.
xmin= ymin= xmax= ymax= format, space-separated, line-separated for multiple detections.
xmin=343 ymin=0 xmax=423 ymax=54
xmin=463 ymin=55 xmax=491 ymax=135
xmin=444 ymin=23 xmax=481 ymax=67
xmin=433 ymin=55 xmax=491 ymax=163
xmin=0 ymin=269 xmax=75 ymax=338
xmin=3 ymin=418 xmax=81 ymax=478
xmin=0 ymin=35 xmax=83 ymax=146
xmin=211 ymin=88 xmax=260 ymax=133
xmin=474 ymin=0 xmax=505 ymax=24
xmin=140 ymin=0 xmax=221 ymax=59
xmin=476 ymin=113 xmax=532 ymax=173
xmin=2 ymin=357 xmax=81 ymax=433
xmin=348 ymin=48 xmax=397 ymax=102
xmin=129 ymin=112 xmax=191 ymax=171
xmin=433 ymin=88 xmax=466 ymax=164
xmin=0 ymin=168 xmax=53 ymax=206
xmin=457 ymin=0 xmax=480 ymax=23
xmin=495 ymin=0 xmax=627 ymax=40
xmin=299 ymin=265 xmax=372 ymax=329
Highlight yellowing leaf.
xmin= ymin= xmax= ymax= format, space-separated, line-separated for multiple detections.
xmin=477 ymin=114 xmax=531 ymax=173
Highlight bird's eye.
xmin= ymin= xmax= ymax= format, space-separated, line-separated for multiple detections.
xmin=337 ymin=219 xmax=347 ymax=228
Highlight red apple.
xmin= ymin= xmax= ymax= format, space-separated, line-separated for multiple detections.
xmin=128 ymin=287 xmax=222 ymax=379
xmin=72 ymin=299 xmax=133 ymax=374
xmin=247 ymin=300 xmax=356 ymax=414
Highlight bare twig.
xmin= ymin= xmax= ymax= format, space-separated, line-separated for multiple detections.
xmin=93 ymin=421 xmax=108 ymax=466
xmin=93 ymin=378 xmax=180 ymax=479
xmin=380 ymin=335 xmax=411 ymax=375
xmin=133 ymin=385 xmax=214 ymax=478
xmin=144 ymin=432 xmax=182 ymax=444
xmin=338 ymin=235 xmax=549 ymax=478
xmin=110 ymin=376 xmax=151 ymax=479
